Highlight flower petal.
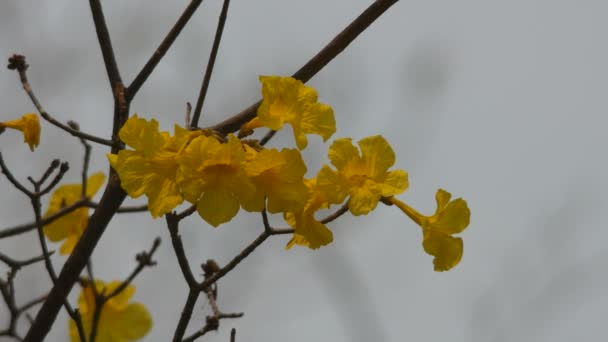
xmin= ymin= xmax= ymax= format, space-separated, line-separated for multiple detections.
xmin=380 ymin=169 xmax=409 ymax=197
xmin=197 ymin=190 xmax=240 ymax=227
xmin=358 ymin=135 xmax=395 ymax=179
xmin=422 ymin=229 xmax=463 ymax=272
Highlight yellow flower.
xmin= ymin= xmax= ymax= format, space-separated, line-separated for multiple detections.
xmin=69 ymin=280 xmax=152 ymax=342
xmin=108 ymin=115 xmax=200 ymax=218
xmin=285 ymin=178 xmax=333 ymax=249
xmin=243 ymin=147 xmax=309 ymax=213
xmin=43 ymin=172 xmax=105 ymax=255
xmin=387 ymin=189 xmax=470 ymax=271
xmin=177 ymin=134 xmax=256 ymax=227
xmin=241 ymin=76 xmax=336 ymax=150
xmin=0 ymin=113 xmax=40 ymax=151
xmin=316 ymin=135 xmax=408 ymax=215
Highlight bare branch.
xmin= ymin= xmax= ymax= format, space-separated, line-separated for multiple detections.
xmin=89 ymin=0 xmax=123 ymax=89
xmin=207 ymin=0 xmax=400 ymax=135
xmin=191 ymin=0 xmax=231 ymax=128
xmin=127 ymin=0 xmax=205 ymax=100
xmin=7 ymin=54 xmax=115 ymax=147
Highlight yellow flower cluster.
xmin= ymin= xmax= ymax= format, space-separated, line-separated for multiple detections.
xmin=105 ymin=75 xmax=470 ymax=271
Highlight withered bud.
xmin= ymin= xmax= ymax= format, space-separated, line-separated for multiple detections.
xmin=59 ymin=162 xmax=70 ymax=173
xmin=7 ymin=54 xmax=28 ymax=71
xmin=67 ymin=121 xmax=80 ymax=131
xmin=202 ymin=259 xmax=220 ymax=278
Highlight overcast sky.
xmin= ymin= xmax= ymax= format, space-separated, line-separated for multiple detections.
xmin=1 ymin=1 xmax=607 ymax=341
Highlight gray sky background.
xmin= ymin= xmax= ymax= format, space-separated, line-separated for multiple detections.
xmin=1 ymin=1 xmax=607 ymax=341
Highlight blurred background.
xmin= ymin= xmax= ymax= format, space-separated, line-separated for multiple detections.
xmin=1 ymin=0 xmax=607 ymax=341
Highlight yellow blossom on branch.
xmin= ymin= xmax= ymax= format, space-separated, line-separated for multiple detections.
xmin=241 ymin=76 xmax=336 ymax=150
xmin=0 ymin=113 xmax=40 ymax=151
xmin=69 ymin=280 xmax=152 ymax=342
xmin=317 ymin=135 xmax=408 ymax=215
xmin=43 ymin=172 xmax=105 ymax=255
xmin=243 ymin=147 xmax=308 ymax=214
xmin=387 ymin=189 xmax=470 ymax=271
xmin=177 ymin=134 xmax=256 ymax=227
xmin=285 ymin=178 xmax=333 ymax=249
xmin=108 ymin=115 xmax=200 ymax=218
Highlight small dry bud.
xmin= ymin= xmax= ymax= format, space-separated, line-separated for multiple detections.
xmin=67 ymin=121 xmax=80 ymax=130
xmin=202 ymin=259 xmax=220 ymax=278
xmin=7 ymin=54 xmax=28 ymax=71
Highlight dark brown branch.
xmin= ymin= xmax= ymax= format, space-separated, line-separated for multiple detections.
xmin=207 ymin=0 xmax=400 ymax=135
xmin=86 ymin=201 xmax=149 ymax=213
xmin=321 ymin=202 xmax=350 ymax=224
xmin=166 ymin=214 xmax=198 ymax=287
xmin=24 ymin=181 xmax=127 ymax=342
xmin=89 ymin=0 xmax=123 ymax=89
xmin=1 ymin=199 xmax=87 ymax=239
xmin=173 ymin=289 xmax=201 ymax=342
xmin=230 ymin=328 xmax=236 ymax=342
xmin=7 ymin=55 xmax=115 ymax=146
xmin=127 ymin=0 xmax=205 ymax=100
xmin=191 ymin=0 xmax=231 ymax=128
xmin=259 ymin=129 xmax=276 ymax=146
xmin=28 ymin=167 xmax=87 ymax=342
xmin=199 ymin=229 xmax=271 ymax=291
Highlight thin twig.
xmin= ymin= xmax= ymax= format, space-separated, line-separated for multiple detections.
xmin=127 ymin=0 xmax=205 ymax=100
xmin=207 ymin=0 xmax=400 ymax=136
xmin=88 ymin=0 xmax=123 ymax=89
xmin=191 ymin=0 xmax=231 ymax=128
xmin=166 ymin=214 xmax=198 ymax=287
xmin=0 ymin=201 xmax=146 ymax=240
xmin=230 ymin=328 xmax=236 ymax=342
xmin=0 ymin=152 xmax=33 ymax=196
xmin=7 ymin=54 xmax=114 ymax=146
xmin=321 ymin=202 xmax=350 ymax=224
xmin=0 ymin=251 xmax=54 ymax=270
xmin=106 ymin=237 xmax=162 ymax=299
xmin=259 ymin=129 xmax=276 ymax=146
xmin=0 ymin=199 xmax=87 ymax=239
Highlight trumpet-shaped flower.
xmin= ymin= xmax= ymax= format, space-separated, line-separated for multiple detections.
xmin=243 ymin=147 xmax=308 ymax=213
xmin=387 ymin=189 xmax=470 ymax=271
xmin=285 ymin=178 xmax=333 ymax=250
xmin=177 ymin=134 xmax=256 ymax=227
xmin=317 ymin=135 xmax=408 ymax=215
xmin=43 ymin=172 xmax=105 ymax=255
xmin=241 ymin=76 xmax=336 ymax=150
xmin=69 ymin=280 xmax=152 ymax=342
xmin=108 ymin=115 xmax=200 ymax=218
xmin=0 ymin=113 xmax=40 ymax=151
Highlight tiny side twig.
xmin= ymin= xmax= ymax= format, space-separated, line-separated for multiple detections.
xmin=7 ymin=54 xmax=115 ymax=147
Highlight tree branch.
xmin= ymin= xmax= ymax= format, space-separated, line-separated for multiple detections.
xmin=7 ymin=54 xmax=115 ymax=147
xmin=89 ymin=0 xmax=123 ymax=89
xmin=207 ymin=0 xmax=400 ymax=135
xmin=190 ymin=0 xmax=231 ymax=128
xmin=127 ymin=0 xmax=205 ymax=100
